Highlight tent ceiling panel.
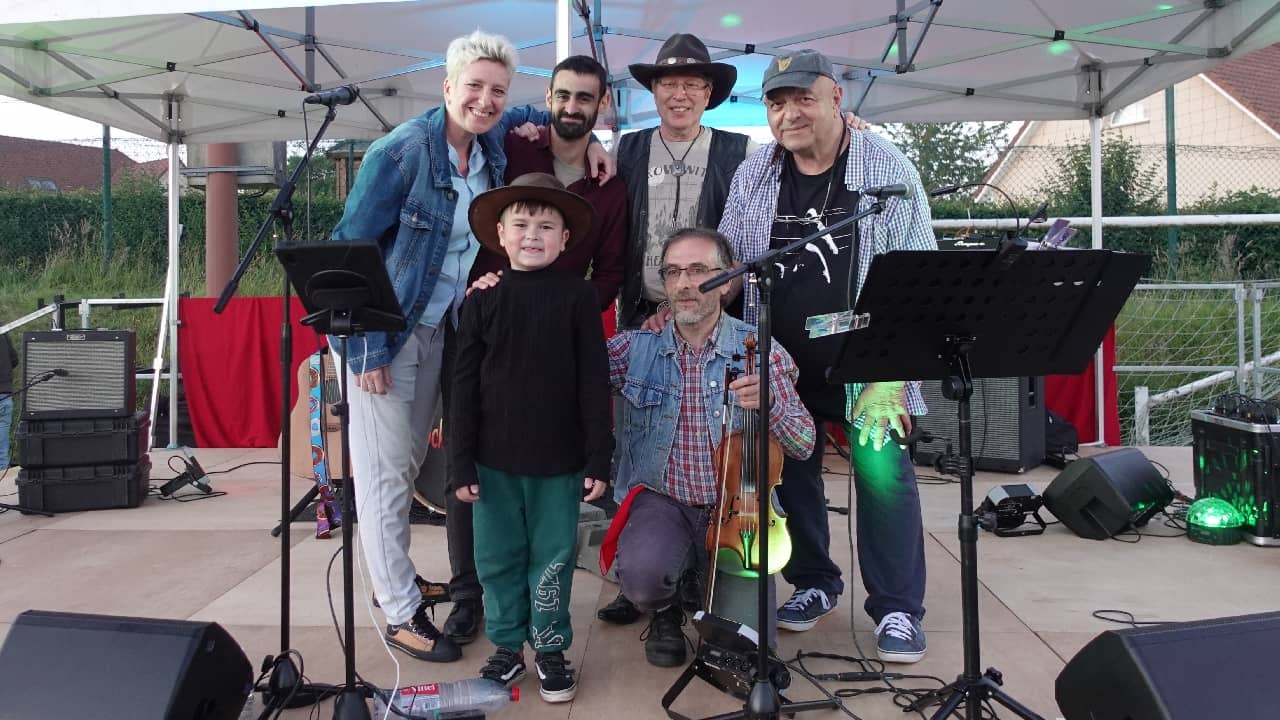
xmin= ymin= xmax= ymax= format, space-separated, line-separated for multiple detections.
xmin=1 ymin=0 xmax=1277 ymax=141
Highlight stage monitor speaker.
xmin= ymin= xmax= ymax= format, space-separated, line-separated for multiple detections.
xmin=0 ymin=609 xmax=252 ymax=720
xmin=1056 ymin=611 xmax=1280 ymax=720
xmin=22 ymin=330 xmax=136 ymax=420
xmin=914 ymin=376 xmax=1046 ymax=473
xmin=1042 ymin=448 xmax=1173 ymax=539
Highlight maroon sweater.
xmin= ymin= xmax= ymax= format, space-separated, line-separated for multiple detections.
xmin=469 ymin=126 xmax=627 ymax=311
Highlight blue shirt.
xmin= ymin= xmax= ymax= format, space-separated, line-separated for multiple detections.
xmin=422 ymin=140 xmax=489 ymax=328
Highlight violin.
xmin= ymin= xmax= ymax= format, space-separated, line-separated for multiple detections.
xmin=705 ymin=331 xmax=791 ymax=583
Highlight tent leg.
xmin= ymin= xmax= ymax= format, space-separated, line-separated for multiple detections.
xmin=1090 ymin=116 xmax=1106 ymax=446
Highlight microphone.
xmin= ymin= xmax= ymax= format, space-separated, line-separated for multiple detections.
xmin=303 ymin=85 xmax=359 ymax=106
xmin=180 ymin=447 xmax=213 ymax=493
xmin=929 ymin=184 xmax=962 ymax=197
xmin=863 ymin=183 xmax=913 ymax=200
xmin=50 ymin=368 xmax=69 ymax=377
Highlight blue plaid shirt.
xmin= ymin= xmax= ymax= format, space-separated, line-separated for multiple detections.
xmin=718 ymin=129 xmax=936 ymax=424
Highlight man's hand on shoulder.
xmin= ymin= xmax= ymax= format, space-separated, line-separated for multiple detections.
xmin=509 ymin=122 xmax=540 ymax=142
xmin=640 ymin=304 xmax=672 ymax=334
xmin=587 ymin=141 xmax=615 ymax=185
xmin=466 ymin=270 xmax=502 ymax=297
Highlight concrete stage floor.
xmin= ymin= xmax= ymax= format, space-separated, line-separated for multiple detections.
xmin=1 ymin=444 xmax=1273 ymax=719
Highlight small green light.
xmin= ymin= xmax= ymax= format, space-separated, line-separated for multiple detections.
xmin=887 ymin=41 xmax=899 ymax=57
xmin=1156 ymin=3 xmax=1175 ymax=10
xmin=1197 ymin=454 xmax=1205 ymax=470
xmin=720 ymin=13 xmax=742 ymax=28
xmin=1048 ymin=41 xmax=1072 ymax=56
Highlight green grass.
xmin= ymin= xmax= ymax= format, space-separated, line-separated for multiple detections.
xmin=6 ymin=230 xmax=1280 ymax=448
xmin=0 ymin=230 xmax=286 ymax=439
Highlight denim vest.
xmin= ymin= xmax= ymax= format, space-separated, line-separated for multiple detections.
xmin=330 ymin=104 xmax=543 ymax=371
xmin=616 ymin=316 xmax=755 ymax=498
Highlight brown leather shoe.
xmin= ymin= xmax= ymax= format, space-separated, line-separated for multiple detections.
xmin=385 ymin=603 xmax=461 ymax=662
xmin=373 ymin=574 xmax=450 ymax=610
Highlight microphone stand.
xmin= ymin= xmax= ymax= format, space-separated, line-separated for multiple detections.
xmin=0 ymin=372 xmax=70 ymax=517
xmin=692 ymin=200 xmax=886 ymax=720
xmin=214 ymin=104 xmax=343 ymax=711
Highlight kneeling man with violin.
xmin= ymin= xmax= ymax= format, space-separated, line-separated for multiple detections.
xmin=599 ymin=227 xmax=815 ymax=668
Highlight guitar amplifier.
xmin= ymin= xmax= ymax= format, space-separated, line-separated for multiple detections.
xmin=22 ymin=330 xmax=136 ymax=420
xmin=914 ymin=376 xmax=1046 ymax=473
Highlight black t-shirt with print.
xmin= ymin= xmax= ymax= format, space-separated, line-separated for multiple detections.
xmin=768 ymin=146 xmax=858 ymax=420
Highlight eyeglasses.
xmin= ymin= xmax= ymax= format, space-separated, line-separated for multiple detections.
xmin=659 ymin=264 xmax=724 ymax=282
xmin=655 ymin=78 xmax=710 ymax=94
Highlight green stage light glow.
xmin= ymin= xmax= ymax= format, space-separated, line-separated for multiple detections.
xmin=1048 ymin=41 xmax=1072 ymax=56
xmin=1157 ymin=3 xmax=1175 ymax=10
xmin=1187 ymin=497 xmax=1245 ymax=545
xmin=720 ymin=13 xmax=742 ymax=28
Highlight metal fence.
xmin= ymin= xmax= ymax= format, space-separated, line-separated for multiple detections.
xmin=1122 ymin=281 xmax=1280 ymax=446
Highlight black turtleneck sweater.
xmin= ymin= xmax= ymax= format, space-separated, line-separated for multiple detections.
xmin=450 ymin=266 xmax=613 ymax=489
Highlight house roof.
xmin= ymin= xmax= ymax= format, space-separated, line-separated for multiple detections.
xmin=114 ymin=157 xmax=175 ymax=181
xmin=1204 ymin=43 xmax=1280 ymax=135
xmin=0 ymin=134 xmax=136 ymax=191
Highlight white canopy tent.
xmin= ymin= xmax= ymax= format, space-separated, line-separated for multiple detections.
xmin=2 ymin=0 xmax=1279 ymax=444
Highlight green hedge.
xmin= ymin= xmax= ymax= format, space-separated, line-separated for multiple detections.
xmin=1 ymin=186 xmax=1278 ymax=281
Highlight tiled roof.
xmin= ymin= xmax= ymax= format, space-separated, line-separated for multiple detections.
xmin=1204 ymin=43 xmax=1280 ymax=134
xmin=0 ymin=135 xmax=137 ymax=191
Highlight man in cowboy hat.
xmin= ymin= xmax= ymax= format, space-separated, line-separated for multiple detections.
xmin=719 ymin=48 xmax=934 ymax=663
xmin=615 ymin=33 xmax=754 ymax=332
xmin=451 ymin=172 xmax=612 ymax=702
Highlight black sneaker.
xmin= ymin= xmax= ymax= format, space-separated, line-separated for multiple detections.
xmin=373 ymin=574 xmax=450 ymax=610
xmin=596 ymin=592 xmax=642 ymax=625
xmin=443 ymin=597 xmax=483 ymax=644
xmin=640 ymin=606 xmax=688 ymax=667
xmin=385 ymin=602 xmax=461 ymax=663
xmin=534 ymin=651 xmax=578 ymax=703
xmin=479 ymin=646 xmax=526 ymax=688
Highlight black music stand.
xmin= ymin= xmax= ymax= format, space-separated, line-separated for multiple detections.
xmin=828 ymin=248 xmax=1150 ymax=720
xmin=277 ymin=240 xmax=406 ymax=720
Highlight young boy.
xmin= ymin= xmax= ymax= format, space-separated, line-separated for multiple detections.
xmin=450 ymin=172 xmax=612 ymax=702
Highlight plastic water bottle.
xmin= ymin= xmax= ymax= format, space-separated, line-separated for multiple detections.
xmin=237 ymin=690 xmax=257 ymax=720
xmin=371 ymin=678 xmax=518 ymax=718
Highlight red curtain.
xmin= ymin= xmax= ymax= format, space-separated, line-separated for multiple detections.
xmin=1045 ymin=327 xmax=1121 ymax=446
xmin=179 ymin=297 xmax=324 ymax=448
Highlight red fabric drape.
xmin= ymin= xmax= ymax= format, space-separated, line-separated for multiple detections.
xmin=179 ymin=297 xmax=324 ymax=448
xmin=1045 ymin=327 xmax=1121 ymax=446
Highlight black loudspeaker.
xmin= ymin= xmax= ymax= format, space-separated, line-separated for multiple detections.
xmin=0 ymin=610 xmax=252 ymax=720
xmin=1056 ymin=611 xmax=1280 ymax=719
xmin=1042 ymin=448 xmax=1173 ymax=539
xmin=22 ymin=330 xmax=136 ymax=419
xmin=914 ymin=376 xmax=1046 ymax=473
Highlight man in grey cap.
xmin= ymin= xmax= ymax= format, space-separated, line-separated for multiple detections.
xmin=719 ymin=48 xmax=935 ymax=664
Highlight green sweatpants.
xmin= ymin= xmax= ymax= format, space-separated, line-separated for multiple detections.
xmin=473 ymin=463 xmax=581 ymax=653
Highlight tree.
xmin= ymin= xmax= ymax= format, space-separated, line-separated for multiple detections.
xmin=1044 ymin=135 xmax=1161 ymax=217
xmin=284 ymin=140 xmax=340 ymax=198
xmin=881 ymin=122 xmax=1010 ymax=191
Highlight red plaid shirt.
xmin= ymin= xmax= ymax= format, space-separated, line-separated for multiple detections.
xmin=608 ymin=319 xmax=814 ymax=506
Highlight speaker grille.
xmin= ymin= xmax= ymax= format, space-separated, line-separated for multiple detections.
xmin=915 ymin=377 xmax=1046 ymax=473
xmin=23 ymin=331 xmax=136 ymax=419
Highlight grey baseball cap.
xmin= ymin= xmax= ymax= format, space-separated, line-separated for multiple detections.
xmin=761 ymin=50 xmax=837 ymax=94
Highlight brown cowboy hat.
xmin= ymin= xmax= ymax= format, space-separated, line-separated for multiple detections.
xmin=468 ymin=172 xmax=595 ymax=256
xmin=628 ymin=33 xmax=737 ymax=110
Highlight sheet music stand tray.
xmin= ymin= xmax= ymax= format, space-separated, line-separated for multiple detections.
xmin=276 ymin=240 xmax=406 ymax=720
xmin=829 ymin=248 xmax=1149 ymax=720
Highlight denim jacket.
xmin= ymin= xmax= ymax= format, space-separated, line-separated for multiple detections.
xmin=614 ymin=316 xmax=813 ymax=500
xmin=330 ymin=104 xmax=544 ymax=372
